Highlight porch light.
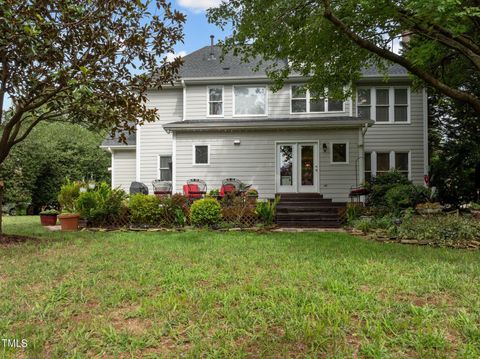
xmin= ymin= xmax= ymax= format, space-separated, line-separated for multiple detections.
xmin=234 ymin=139 xmax=241 ymax=146
xmin=322 ymin=143 xmax=328 ymax=152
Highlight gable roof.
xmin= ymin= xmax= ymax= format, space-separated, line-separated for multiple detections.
xmin=100 ymin=130 xmax=136 ymax=148
xmin=179 ymin=45 xmax=408 ymax=80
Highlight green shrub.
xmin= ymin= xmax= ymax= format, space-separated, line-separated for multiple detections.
xmin=129 ymin=194 xmax=163 ymax=226
xmin=208 ymin=189 xmax=220 ymax=197
xmin=76 ymin=182 xmax=127 ymax=226
xmin=346 ymin=203 xmax=363 ymax=223
xmin=255 ymin=196 xmax=280 ymax=226
xmin=395 ymin=215 xmax=480 ymax=243
xmin=157 ymin=194 xmax=190 ymax=227
xmin=352 ymin=215 xmax=395 ymax=233
xmin=190 ymin=198 xmax=222 ymax=227
xmin=385 ymin=184 xmax=429 ymax=214
xmin=366 ymin=170 xmax=410 ymax=209
xmin=58 ymin=179 xmax=82 ymax=213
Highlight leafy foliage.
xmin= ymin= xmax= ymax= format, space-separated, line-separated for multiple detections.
xmin=76 ymin=183 xmax=127 ymax=226
xmin=396 ymin=215 xmax=480 ymax=243
xmin=58 ymin=180 xmax=82 ymax=213
xmin=208 ymin=0 xmax=480 ymax=112
xmin=129 ymin=194 xmax=163 ymax=226
xmin=0 ymin=122 xmax=110 ymax=210
xmin=385 ymin=184 xmax=430 ymax=214
xmin=255 ymin=197 xmax=280 ymax=226
xmin=190 ymin=198 xmax=222 ymax=227
xmin=0 ymin=0 xmax=185 ymax=166
xmin=365 ymin=170 xmax=411 ymax=209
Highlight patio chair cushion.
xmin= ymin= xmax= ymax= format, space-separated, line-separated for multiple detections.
xmin=220 ymin=184 xmax=236 ymax=197
xmin=183 ymin=183 xmax=202 ymax=198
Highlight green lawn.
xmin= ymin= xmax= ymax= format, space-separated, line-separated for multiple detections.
xmin=1 ymin=217 xmax=479 ymax=358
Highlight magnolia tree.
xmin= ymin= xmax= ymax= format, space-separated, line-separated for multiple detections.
xmin=0 ymin=0 xmax=185 ymax=236
xmin=208 ymin=0 xmax=480 ymax=113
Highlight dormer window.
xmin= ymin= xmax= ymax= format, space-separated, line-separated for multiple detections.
xmin=290 ymin=85 xmax=344 ymax=113
xmin=207 ymin=87 xmax=223 ymax=116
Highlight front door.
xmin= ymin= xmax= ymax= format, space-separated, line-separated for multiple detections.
xmin=276 ymin=143 xmax=318 ymax=193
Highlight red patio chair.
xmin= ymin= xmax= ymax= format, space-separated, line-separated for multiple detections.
xmin=183 ymin=179 xmax=207 ymax=200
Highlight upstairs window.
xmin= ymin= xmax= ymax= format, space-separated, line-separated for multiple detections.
xmin=208 ymin=87 xmax=223 ymax=116
xmin=234 ymin=86 xmax=266 ymax=116
xmin=357 ymin=89 xmax=371 ymax=120
xmin=394 ymin=89 xmax=408 ymax=122
xmin=291 ymin=85 xmax=344 ymax=113
xmin=375 ymin=89 xmax=390 ymax=122
xmin=357 ymin=87 xmax=410 ymax=123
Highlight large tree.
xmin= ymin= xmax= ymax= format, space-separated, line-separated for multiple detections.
xmin=0 ymin=0 xmax=185 ymax=235
xmin=208 ymin=0 xmax=480 ymax=112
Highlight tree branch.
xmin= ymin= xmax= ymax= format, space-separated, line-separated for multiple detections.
xmin=321 ymin=0 xmax=480 ymax=114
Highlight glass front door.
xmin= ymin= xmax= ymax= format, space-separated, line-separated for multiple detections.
xmin=277 ymin=143 xmax=318 ymax=193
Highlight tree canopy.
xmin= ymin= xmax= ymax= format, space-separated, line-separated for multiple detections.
xmin=0 ymin=0 xmax=185 ymax=165
xmin=208 ymin=0 xmax=480 ymax=113
xmin=0 ymin=122 xmax=110 ymax=211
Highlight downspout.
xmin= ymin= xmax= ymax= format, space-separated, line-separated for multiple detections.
xmin=182 ymin=79 xmax=186 ymax=121
xmin=107 ymin=147 xmax=115 ymax=189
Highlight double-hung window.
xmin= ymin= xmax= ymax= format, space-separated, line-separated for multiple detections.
xmin=158 ymin=155 xmax=172 ymax=181
xmin=357 ymin=87 xmax=410 ymax=123
xmin=364 ymin=151 xmax=410 ymax=181
xmin=208 ymin=87 xmax=223 ymax=116
xmin=375 ymin=89 xmax=390 ymax=122
xmin=233 ymin=86 xmax=267 ymax=116
xmin=291 ymin=85 xmax=344 ymax=113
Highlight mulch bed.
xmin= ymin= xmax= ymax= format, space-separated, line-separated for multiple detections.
xmin=0 ymin=234 xmax=42 ymax=246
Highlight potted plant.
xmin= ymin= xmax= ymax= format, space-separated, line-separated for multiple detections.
xmin=57 ymin=180 xmax=81 ymax=231
xmin=39 ymin=209 xmax=59 ymax=226
xmin=246 ymin=188 xmax=259 ymax=204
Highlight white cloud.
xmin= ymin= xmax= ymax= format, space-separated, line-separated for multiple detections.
xmin=165 ymin=51 xmax=187 ymax=62
xmin=177 ymin=0 xmax=221 ymax=13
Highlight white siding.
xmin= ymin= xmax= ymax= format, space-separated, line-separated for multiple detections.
xmin=354 ymin=84 xmax=426 ymax=184
xmin=138 ymin=88 xmax=183 ymax=192
xmin=174 ymin=129 xmax=359 ymax=202
xmin=112 ymin=150 xmax=136 ymax=193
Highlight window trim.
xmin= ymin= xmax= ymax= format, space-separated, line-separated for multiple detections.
xmin=330 ymin=142 xmax=349 ymax=164
xmin=232 ymin=85 xmax=268 ymax=117
xmin=192 ymin=144 xmax=210 ymax=166
xmin=206 ymin=86 xmax=224 ymax=118
xmin=290 ymin=84 xmax=345 ymax=114
xmin=157 ymin=154 xmax=172 ymax=181
xmin=365 ymin=150 xmax=411 ymax=180
xmin=356 ymin=86 xmax=411 ymax=124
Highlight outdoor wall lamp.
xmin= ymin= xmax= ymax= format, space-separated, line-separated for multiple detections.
xmin=322 ymin=143 xmax=328 ymax=152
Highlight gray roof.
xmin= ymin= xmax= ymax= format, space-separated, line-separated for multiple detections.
xmin=179 ymin=45 xmax=408 ymax=79
xmin=163 ymin=117 xmax=373 ymax=132
xmin=100 ymin=130 xmax=136 ymax=147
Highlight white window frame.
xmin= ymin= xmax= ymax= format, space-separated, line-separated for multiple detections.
xmin=232 ymin=85 xmax=268 ymax=117
xmin=206 ymin=86 xmax=224 ymax=117
xmin=366 ymin=150 xmax=411 ymax=180
xmin=157 ymin=154 xmax=172 ymax=181
xmin=356 ymin=87 xmax=411 ymax=124
xmin=290 ymin=84 xmax=345 ymax=114
xmin=330 ymin=142 xmax=349 ymax=164
xmin=192 ymin=144 xmax=210 ymax=166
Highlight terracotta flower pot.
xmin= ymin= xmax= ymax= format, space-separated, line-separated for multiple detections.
xmin=40 ymin=214 xmax=58 ymax=226
xmin=58 ymin=213 xmax=80 ymax=231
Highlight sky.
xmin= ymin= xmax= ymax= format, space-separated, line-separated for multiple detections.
xmin=2 ymin=0 xmax=229 ymax=111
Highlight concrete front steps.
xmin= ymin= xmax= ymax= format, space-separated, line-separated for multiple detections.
xmin=275 ymin=193 xmax=346 ymax=228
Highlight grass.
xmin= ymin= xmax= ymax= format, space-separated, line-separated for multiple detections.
xmin=0 ymin=217 xmax=479 ymax=358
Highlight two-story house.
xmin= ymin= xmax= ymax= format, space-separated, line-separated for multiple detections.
xmin=101 ymin=43 xmax=428 ymax=214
